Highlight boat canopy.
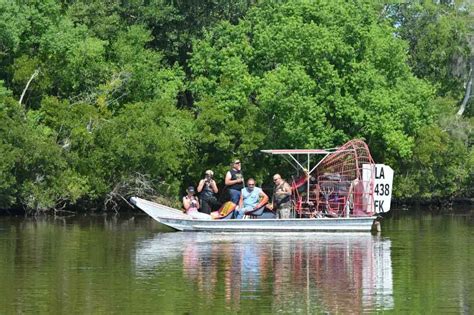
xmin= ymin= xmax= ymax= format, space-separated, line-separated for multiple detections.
xmin=261 ymin=149 xmax=332 ymax=155
xmin=261 ymin=141 xmax=374 ymax=177
xmin=261 ymin=148 xmax=338 ymax=175
xmin=261 ymin=139 xmax=376 ymax=218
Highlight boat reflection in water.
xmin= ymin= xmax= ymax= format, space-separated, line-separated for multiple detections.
xmin=134 ymin=233 xmax=393 ymax=313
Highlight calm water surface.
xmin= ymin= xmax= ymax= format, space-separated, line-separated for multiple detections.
xmin=0 ymin=210 xmax=473 ymax=314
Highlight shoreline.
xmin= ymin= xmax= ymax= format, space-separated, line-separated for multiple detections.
xmin=1 ymin=197 xmax=472 ymax=216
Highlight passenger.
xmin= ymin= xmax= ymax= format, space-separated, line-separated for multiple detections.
xmin=197 ymin=170 xmax=220 ymax=214
xmin=183 ymin=186 xmax=209 ymax=219
xmin=225 ymin=159 xmax=244 ymax=204
xmin=272 ymin=174 xmax=292 ymax=219
xmin=236 ymin=178 xmax=269 ymax=219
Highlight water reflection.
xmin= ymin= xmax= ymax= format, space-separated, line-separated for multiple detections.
xmin=135 ymin=232 xmax=393 ymax=313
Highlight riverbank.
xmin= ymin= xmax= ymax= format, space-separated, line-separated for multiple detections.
xmin=392 ymin=197 xmax=473 ymax=210
xmin=1 ymin=197 xmax=472 ymax=216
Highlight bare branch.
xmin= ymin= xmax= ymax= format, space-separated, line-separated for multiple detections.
xmin=19 ymin=69 xmax=39 ymax=107
xmin=103 ymin=173 xmax=160 ymax=212
xmin=458 ymin=61 xmax=473 ymax=116
xmin=458 ymin=76 xmax=472 ymax=116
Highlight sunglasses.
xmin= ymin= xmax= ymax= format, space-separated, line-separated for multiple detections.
xmin=234 ymin=161 xmax=241 ymax=164
xmin=273 ymin=178 xmax=280 ymax=182
xmin=248 ymin=184 xmax=255 ymax=187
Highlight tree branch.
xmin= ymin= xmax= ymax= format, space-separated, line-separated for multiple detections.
xmin=103 ymin=173 xmax=157 ymax=212
xmin=457 ymin=63 xmax=473 ymax=116
xmin=19 ymin=69 xmax=39 ymax=107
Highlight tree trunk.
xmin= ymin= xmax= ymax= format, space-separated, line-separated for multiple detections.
xmin=457 ymin=59 xmax=473 ymax=116
xmin=19 ymin=69 xmax=39 ymax=107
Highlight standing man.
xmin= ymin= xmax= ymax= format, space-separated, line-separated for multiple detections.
xmin=236 ymin=178 xmax=269 ymax=219
xmin=197 ymin=169 xmax=219 ymax=214
xmin=272 ymin=174 xmax=292 ymax=219
xmin=225 ymin=159 xmax=244 ymax=204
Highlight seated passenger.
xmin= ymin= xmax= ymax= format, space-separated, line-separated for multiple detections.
xmin=183 ymin=186 xmax=210 ymax=220
xmin=235 ymin=178 xmax=269 ymax=219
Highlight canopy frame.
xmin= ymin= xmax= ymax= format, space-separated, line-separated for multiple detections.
xmin=261 ymin=148 xmax=342 ymax=203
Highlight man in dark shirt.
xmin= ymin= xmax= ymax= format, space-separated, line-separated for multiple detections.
xmin=224 ymin=159 xmax=243 ymax=204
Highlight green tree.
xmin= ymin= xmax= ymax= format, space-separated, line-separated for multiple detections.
xmin=89 ymin=100 xmax=195 ymax=206
xmin=190 ymin=1 xmax=435 ymax=176
xmin=0 ymin=83 xmax=89 ymax=211
xmin=387 ymin=2 xmax=472 ymax=98
xmin=110 ymin=25 xmax=185 ymax=105
xmin=395 ymin=123 xmax=472 ymax=200
xmin=38 ymin=18 xmax=110 ymax=97
xmin=123 ymin=0 xmax=253 ymax=65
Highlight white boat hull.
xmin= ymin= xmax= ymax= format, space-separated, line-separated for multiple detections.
xmin=130 ymin=197 xmax=378 ymax=232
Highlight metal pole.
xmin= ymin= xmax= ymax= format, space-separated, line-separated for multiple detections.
xmin=308 ymin=153 xmax=330 ymax=174
xmin=307 ymin=153 xmax=310 ymax=203
xmin=287 ymin=154 xmax=306 ymax=171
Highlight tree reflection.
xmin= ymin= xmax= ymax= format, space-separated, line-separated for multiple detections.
xmin=135 ymin=233 xmax=393 ymax=313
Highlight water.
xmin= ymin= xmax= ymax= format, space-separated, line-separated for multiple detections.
xmin=0 ymin=210 xmax=473 ymax=314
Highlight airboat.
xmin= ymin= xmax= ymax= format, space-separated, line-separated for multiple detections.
xmin=131 ymin=139 xmax=394 ymax=232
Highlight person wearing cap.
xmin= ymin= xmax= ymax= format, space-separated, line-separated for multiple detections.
xmin=197 ymin=170 xmax=219 ymax=214
xmin=225 ymin=159 xmax=244 ymax=204
xmin=183 ymin=186 xmax=210 ymax=219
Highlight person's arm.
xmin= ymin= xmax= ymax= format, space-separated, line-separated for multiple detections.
xmin=283 ymin=182 xmax=292 ymax=195
xmin=238 ymin=191 xmax=243 ymax=208
xmin=255 ymin=190 xmax=269 ymax=209
xmin=210 ymin=179 xmax=218 ymax=193
xmin=197 ymin=179 xmax=205 ymax=193
xmin=183 ymin=197 xmax=190 ymax=211
xmin=225 ymin=171 xmax=232 ymax=186
xmin=195 ymin=198 xmax=200 ymax=209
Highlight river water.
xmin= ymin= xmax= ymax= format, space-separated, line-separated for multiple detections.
xmin=0 ymin=210 xmax=473 ymax=314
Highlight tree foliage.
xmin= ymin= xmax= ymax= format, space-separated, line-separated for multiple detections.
xmin=387 ymin=2 xmax=472 ymax=98
xmin=0 ymin=0 xmax=471 ymax=212
xmin=190 ymin=1 xmax=435 ymax=171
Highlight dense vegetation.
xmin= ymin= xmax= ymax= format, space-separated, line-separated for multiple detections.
xmin=0 ymin=0 xmax=472 ymax=213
